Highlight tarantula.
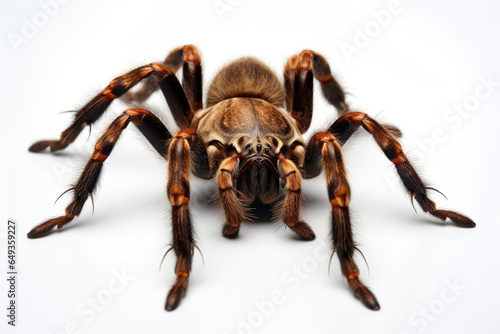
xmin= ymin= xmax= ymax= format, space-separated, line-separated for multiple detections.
xmin=27 ymin=45 xmax=475 ymax=311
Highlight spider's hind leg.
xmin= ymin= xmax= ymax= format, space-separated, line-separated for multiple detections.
xmin=124 ymin=45 xmax=203 ymax=112
xmin=284 ymin=50 xmax=401 ymax=138
xmin=27 ymin=108 xmax=171 ymax=238
xmin=29 ymin=61 xmax=191 ymax=153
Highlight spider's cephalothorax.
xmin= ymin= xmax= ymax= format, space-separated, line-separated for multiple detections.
xmin=27 ymin=45 xmax=476 ymax=311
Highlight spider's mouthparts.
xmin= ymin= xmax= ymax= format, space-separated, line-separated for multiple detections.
xmin=242 ymin=155 xmax=276 ymax=169
xmin=237 ymin=155 xmax=278 ymax=181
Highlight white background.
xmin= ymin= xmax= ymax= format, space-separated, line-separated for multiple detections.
xmin=2 ymin=0 xmax=499 ymax=333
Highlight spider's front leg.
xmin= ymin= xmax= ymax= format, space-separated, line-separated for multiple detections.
xmin=27 ymin=108 xmax=171 ymax=238
xmin=304 ymin=132 xmax=380 ymax=310
xmin=28 ymin=108 xmax=207 ymax=311
xmin=164 ymin=128 xmax=199 ymax=311
xmin=329 ymin=112 xmax=476 ymax=227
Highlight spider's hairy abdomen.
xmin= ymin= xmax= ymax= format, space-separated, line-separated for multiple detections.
xmin=206 ymin=57 xmax=285 ymax=108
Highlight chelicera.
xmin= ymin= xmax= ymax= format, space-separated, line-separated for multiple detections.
xmin=27 ymin=45 xmax=476 ymax=311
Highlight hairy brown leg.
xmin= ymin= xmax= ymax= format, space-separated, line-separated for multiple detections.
xmin=165 ymin=129 xmax=197 ymax=311
xmin=284 ymin=55 xmax=298 ymax=116
xmin=216 ymin=154 xmax=251 ymax=238
xmin=124 ymin=45 xmax=203 ymax=111
xmin=29 ymin=62 xmax=191 ymax=153
xmin=27 ymin=108 xmax=171 ymax=239
xmin=284 ymin=54 xmax=313 ymax=133
xmin=300 ymin=50 xmax=348 ymax=114
xmin=284 ymin=50 xmax=401 ymax=136
xmin=331 ymin=112 xmax=475 ymax=227
xmin=284 ymin=50 xmax=347 ymax=133
xmin=277 ymin=154 xmax=315 ymax=240
xmin=305 ymin=132 xmax=380 ymax=310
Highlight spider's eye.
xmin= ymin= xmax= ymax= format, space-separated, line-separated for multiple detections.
xmin=264 ymin=147 xmax=270 ymax=154
xmin=248 ymin=148 xmax=254 ymax=153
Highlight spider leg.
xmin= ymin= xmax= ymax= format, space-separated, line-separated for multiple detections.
xmin=277 ymin=154 xmax=315 ymax=240
xmin=165 ymin=128 xmax=202 ymax=311
xmin=27 ymin=108 xmax=171 ymax=239
xmin=304 ymin=132 xmax=380 ymax=310
xmin=29 ymin=62 xmax=191 ymax=153
xmin=284 ymin=50 xmax=401 ymax=137
xmin=284 ymin=54 xmax=312 ymax=133
xmin=329 ymin=111 xmax=476 ymax=228
xmin=285 ymin=51 xmax=346 ymax=132
xmin=216 ymin=154 xmax=251 ymax=238
xmin=29 ymin=108 xmax=208 ymax=311
xmin=124 ymin=45 xmax=203 ymax=111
